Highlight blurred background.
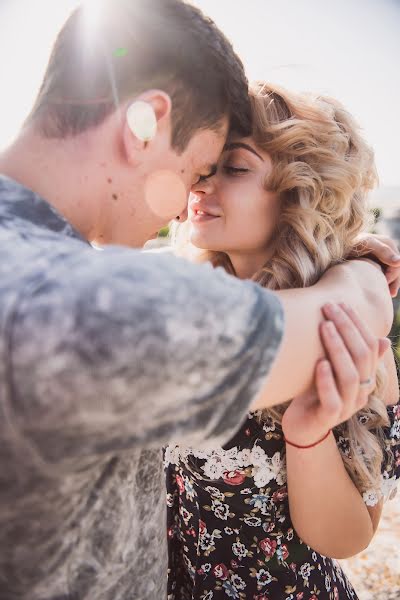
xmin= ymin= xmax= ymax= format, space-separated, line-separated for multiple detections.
xmin=0 ymin=3 xmax=399 ymax=595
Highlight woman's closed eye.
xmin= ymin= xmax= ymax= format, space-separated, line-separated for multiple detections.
xmin=223 ymin=165 xmax=249 ymax=176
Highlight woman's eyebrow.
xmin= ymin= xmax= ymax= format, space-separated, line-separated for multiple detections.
xmin=223 ymin=142 xmax=263 ymax=161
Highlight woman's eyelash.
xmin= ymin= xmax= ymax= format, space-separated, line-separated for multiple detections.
xmin=223 ymin=166 xmax=249 ymax=174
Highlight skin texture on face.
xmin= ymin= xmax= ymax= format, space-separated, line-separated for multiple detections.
xmin=102 ymin=115 xmax=229 ymax=248
xmin=189 ymin=136 xmax=281 ymax=278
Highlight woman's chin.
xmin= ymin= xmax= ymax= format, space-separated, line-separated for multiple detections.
xmin=190 ymin=231 xmax=220 ymax=251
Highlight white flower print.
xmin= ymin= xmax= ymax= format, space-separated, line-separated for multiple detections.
xmin=256 ymin=568 xmax=273 ymax=586
xmin=362 ymin=488 xmax=380 ymax=506
xmin=325 ymin=573 xmax=332 ymax=591
xmin=253 ymin=463 xmax=275 ymax=488
xmin=299 ymin=562 xmax=313 ymax=582
xmin=200 ymin=591 xmax=213 ymax=600
xmin=236 ymin=448 xmax=252 ymax=466
xmin=231 ymin=574 xmax=246 ymax=590
xmin=211 ymin=500 xmax=230 ymax=520
xmin=200 ymin=532 xmax=214 ymax=552
xmin=262 ymin=416 xmax=276 ymax=433
xmin=240 ymin=488 xmax=253 ymax=495
xmin=224 ymin=527 xmax=234 ymax=535
xmin=201 ymin=563 xmax=211 ymax=573
xmin=251 ymin=445 xmax=267 ymax=464
xmin=243 ymin=515 xmax=262 ymax=527
xmin=180 ymin=506 xmax=192 ymax=525
xmin=270 ymin=452 xmax=286 ymax=485
xmin=205 ymin=486 xmax=225 ymax=501
xmin=390 ymin=417 xmax=400 ymax=439
xmin=232 ymin=540 xmax=249 ymax=559
xmin=203 ymin=457 xmax=225 ymax=480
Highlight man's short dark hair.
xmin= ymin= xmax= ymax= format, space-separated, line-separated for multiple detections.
xmin=28 ymin=0 xmax=251 ymax=151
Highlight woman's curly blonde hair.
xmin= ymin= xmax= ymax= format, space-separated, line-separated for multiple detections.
xmin=176 ymin=81 xmax=390 ymax=496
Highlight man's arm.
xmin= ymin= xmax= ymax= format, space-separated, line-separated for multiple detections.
xmin=6 ymin=246 xmax=283 ymax=463
xmin=252 ymin=259 xmax=393 ymax=409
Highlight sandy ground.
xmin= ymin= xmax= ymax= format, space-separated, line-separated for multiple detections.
xmin=340 ymin=492 xmax=400 ymax=599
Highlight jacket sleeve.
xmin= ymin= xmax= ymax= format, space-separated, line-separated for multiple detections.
xmin=5 ymin=245 xmax=284 ymax=463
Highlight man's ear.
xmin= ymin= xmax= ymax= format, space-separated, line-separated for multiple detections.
xmin=122 ymin=90 xmax=172 ymax=166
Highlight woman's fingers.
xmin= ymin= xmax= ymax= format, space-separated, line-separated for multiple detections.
xmin=355 ymin=234 xmax=400 ymax=267
xmin=314 ymin=360 xmax=342 ymax=427
xmin=378 ymin=337 xmax=391 ymax=358
xmin=336 ymin=303 xmax=378 ymax=352
xmin=319 ymin=320 xmax=360 ymax=409
xmin=352 ymin=235 xmax=400 ymax=297
xmin=322 ymin=304 xmax=374 ymax=388
xmin=386 ymin=267 xmax=400 ymax=297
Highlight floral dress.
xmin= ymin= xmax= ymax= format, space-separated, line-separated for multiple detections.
xmin=165 ymin=403 xmax=400 ymax=600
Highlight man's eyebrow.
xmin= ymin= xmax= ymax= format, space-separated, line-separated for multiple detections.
xmin=223 ymin=142 xmax=263 ymax=161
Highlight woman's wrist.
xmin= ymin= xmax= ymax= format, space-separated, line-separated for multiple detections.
xmin=283 ymin=428 xmax=332 ymax=449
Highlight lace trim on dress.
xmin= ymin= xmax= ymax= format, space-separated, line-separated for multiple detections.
xmin=164 ymin=443 xmax=287 ymax=488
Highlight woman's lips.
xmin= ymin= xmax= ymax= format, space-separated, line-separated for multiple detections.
xmin=190 ymin=210 xmax=221 ymax=223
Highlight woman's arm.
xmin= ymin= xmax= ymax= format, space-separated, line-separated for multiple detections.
xmin=283 ymin=308 xmax=395 ymax=558
xmin=286 ymin=430 xmax=387 ymax=556
xmin=252 ymin=259 xmax=393 ymax=409
xmin=286 ymin=433 xmax=375 ymax=558
xmin=383 ymin=348 xmax=399 ymax=406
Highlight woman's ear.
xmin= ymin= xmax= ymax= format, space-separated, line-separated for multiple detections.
xmin=122 ymin=90 xmax=172 ymax=166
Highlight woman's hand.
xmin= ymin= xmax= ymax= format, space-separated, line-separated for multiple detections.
xmin=351 ymin=233 xmax=400 ymax=297
xmin=282 ymin=303 xmax=389 ymax=446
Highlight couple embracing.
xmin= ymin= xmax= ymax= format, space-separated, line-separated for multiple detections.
xmin=0 ymin=1 xmax=399 ymax=599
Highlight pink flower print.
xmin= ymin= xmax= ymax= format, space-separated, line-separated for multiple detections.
xmin=175 ymin=474 xmax=185 ymax=494
xmin=213 ymin=563 xmax=229 ymax=580
xmin=259 ymin=538 xmax=277 ymax=559
xmin=333 ymin=587 xmax=340 ymax=600
xmin=272 ymin=487 xmax=287 ymax=502
xmin=223 ymin=470 xmax=246 ymax=486
xmin=186 ymin=527 xmax=196 ymax=537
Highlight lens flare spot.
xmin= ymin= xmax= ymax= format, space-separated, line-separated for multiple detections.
xmin=145 ymin=170 xmax=187 ymax=220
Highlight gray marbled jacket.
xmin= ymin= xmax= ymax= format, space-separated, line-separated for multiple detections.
xmin=0 ymin=175 xmax=284 ymax=600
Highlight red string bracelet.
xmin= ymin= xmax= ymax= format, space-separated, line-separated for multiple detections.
xmin=283 ymin=429 xmax=332 ymax=449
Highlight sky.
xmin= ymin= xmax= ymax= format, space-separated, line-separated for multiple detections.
xmin=0 ymin=0 xmax=399 ymax=186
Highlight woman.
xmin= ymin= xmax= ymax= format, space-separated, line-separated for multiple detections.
xmin=165 ymin=83 xmax=400 ymax=599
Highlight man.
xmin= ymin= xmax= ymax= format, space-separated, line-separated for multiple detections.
xmin=0 ymin=1 xmax=398 ymax=598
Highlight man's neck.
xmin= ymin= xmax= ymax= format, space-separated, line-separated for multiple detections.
xmin=0 ymin=126 xmax=103 ymax=242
